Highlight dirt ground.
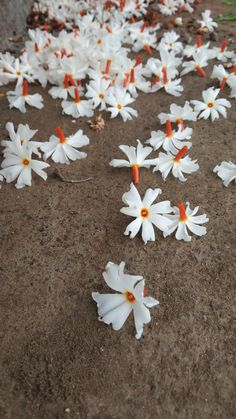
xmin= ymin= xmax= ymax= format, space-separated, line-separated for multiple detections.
xmin=0 ymin=1 xmax=235 ymax=418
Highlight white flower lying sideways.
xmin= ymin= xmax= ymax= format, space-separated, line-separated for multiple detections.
xmin=62 ymin=87 xmax=93 ymax=118
xmin=158 ymin=101 xmax=197 ymax=129
xmin=0 ymin=139 xmax=49 ymax=189
xmin=146 ymin=120 xmax=192 ymax=154
xmin=92 ymin=261 xmax=159 ymax=339
xmin=191 ymin=87 xmax=231 ymax=121
xmin=40 ymin=126 xmax=89 ymax=164
xmin=213 ymin=161 xmax=236 ymax=187
xmin=7 ymin=80 xmax=43 ymax=113
xmin=2 ymin=122 xmax=41 ymax=157
xmin=197 ymin=9 xmax=218 ymax=33
xmin=120 ymin=183 xmax=173 ymax=244
xmin=109 ymin=140 xmax=158 ymax=184
xmin=164 ymin=202 xmax=209 ymax=242
xmin=153 ymin=145 xmax=199 ymax=182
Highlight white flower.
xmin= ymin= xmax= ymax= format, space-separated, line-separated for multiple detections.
xmin=153 ymin=146 xmax=199 ymax=182
xmin=0 ymin=140 xmax=49 ymax=189
xmin=213 ymin=161 xmax=236 ymax=187
xmin=158 ymin=101 xmax=197 ymax=128
xmin=146 ymin=120 xmax=192 ymax=154
xmin=120 ymin=183 xmax=173 ymax=244
xmin=212 ymin=41 xmax=235 ymax=62
xmin=191 ymin=87 xmax=231 ymax=121
xmin=106 ymin=87 xmax=138 ymax=122
xmin=61 ymin=87 xmax=93 ymax=118
xmin=92 ymin=261 xmax=159 ymax=339
xmin=159 ymin=31 xmax=183 ymax=54
xmin=197 ymin=10 xmax=218 ymax=32
xmin=164 ymin=202 xmax=209 ymax=241
xmin=7 ymin=80 xmax=44 ymax=113
xmin=109 ymin=140 xmax=158 ymax=184
xmin=2 ymin=122 xmax=41 ymax=157
xmin=181 ymin=50 xmax=209 ymax=77
xmin=41 ymin=126 xmax=89 ymax=164
xmin=85 ymin=78 xmax=111 ymax=110
xmin=159 ymin=0 xmax=178 ymax=16
xmin=211 ymin=64 xmax=236 ymax=91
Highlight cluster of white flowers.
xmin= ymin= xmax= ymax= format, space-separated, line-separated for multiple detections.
xmin=0 ymin=0 xmax=235 ymax=339
xmin=0 ymin=122 xmax=89 ymax=188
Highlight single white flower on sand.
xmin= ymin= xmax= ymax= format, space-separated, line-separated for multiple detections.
xmin=109 ymin=140 xmax=158 ymax=184
xmin=146 ymin=120 xmax=192 ymax=154
xmin=164 ymin=202 xmax=209 ymax=242
xmin=191 ymin=87 xmax=231 ymax=121
xmin=153 ymin=146 xmax=199 ymax=182
xmin=120 ymin=183 xmax=173 ymax=244
xmin=7 ymin=80 xmax=43 ymax=113
xmin=92 ymin=261 xmax=159 ymax=339
xmin=41 ymin=126 xmax=89 ymax=164
xmin=197 ymin=10 xmax=218 ymax=33
xmin=213 ymin=161 xmax=236 ymax=187
xmin=0 ymin=139 xmax=49 ymax=189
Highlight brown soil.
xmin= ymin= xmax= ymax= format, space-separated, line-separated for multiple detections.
xmin=0 ymin=1 xmax=235 ymax=418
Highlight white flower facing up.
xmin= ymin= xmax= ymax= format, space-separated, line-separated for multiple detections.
xmin=2 ymin=122 xmax=41 ymax=157
xmin=191 ymin=87 xmax=231 ymax=121
xmin=0 ymin=139 xmax=49 ymax=189
xmin=213 ymin=161 xmax=236 ymax=187
xmin=153 ymin=146 xmax=199 ymax=182
xmin=109 ymin=140 xmax=158 ymax=184
xmin=106 ymin=87 xmax=138 ymax=122
xmin=40 ymin=126 xmax=89 ymax=164
xmin=120 ymin=183 xmax=173 ymax=244
xmin=197 ymin=9 xmax=218 ymax=33
xmin=7 ymin=80 xmax=44 ymax=113
xmin=146 ymin=120 xmax=192 ymax=154
xmin=164 ymin=202 xmax=209 ymax=242
xmin=61 ymin=87 xmax=94 ymax=118
xmin=92 ymin=261 xmax=159 ymax=339
xmin=86 ymin=77 xmax=111 ymax=110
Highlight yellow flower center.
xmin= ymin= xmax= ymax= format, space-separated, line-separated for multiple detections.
xmin=99 ymin=92 xmax=105 ymax=99
xmin=117 ymin=103 xmax=123 ymax=110
xmin=208 ymin=102 xmax=214 ymax=108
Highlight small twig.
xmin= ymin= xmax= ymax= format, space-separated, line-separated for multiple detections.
xmin=54 ymin=169 xmax=93 ymax=184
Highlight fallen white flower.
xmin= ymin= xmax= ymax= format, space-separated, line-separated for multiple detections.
xmin=41 ymin=126 xmax=89 ymax=164
xmin=164 ymin=202 xmax=209 ymax=242
xmin=0 ymin=139 xmax=49 ymax=189
xmin=153 ymin=146 xmax=199 ymax=182
xmin=92 ymin=261 xmax=159 ymax=339
xmin=7 ymin=80 xmax=44 ymax=113
xmin=191 ymin=87 xmax=231 ymax=121
xmin=120 ymin=183 xmax=173 ymax=244
xmin=213 ymin=161 xmax=236 ymax=187
xmin=109 ymin=140 xmax=158 ymax=184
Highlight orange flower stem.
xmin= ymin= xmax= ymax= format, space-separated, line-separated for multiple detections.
xmin=195 ymin=65 xmax=206 ymax=77
xmin=132 ymin=165 xmax=139 ymax=184
xmin=22 ymin=80 xmax=28 ymax=96
xmin=174 ymin=146 xmax=188 ymax=162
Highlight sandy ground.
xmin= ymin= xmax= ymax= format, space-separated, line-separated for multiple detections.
xmin=0 ymin=1 xmax=236 ymax=418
